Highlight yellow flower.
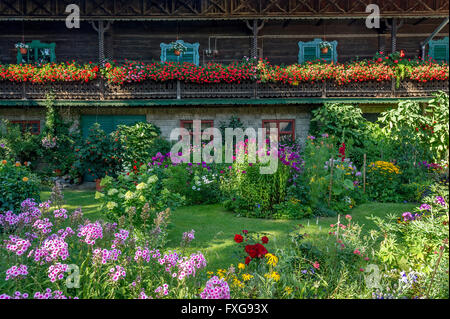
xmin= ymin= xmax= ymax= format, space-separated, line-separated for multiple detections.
xmin=264 ymin=271 xmax=280 ymax=282
xmin=242 ymin=273 xmax=254 ymax=281
xmin=284 ymin=286 xmax=293 ymax=295
xmin=22 ymin=177 xmax=29 ymax=182
xmin=265 ymin=253 xmax=279 ymax=267
xmin=238 ymin=263 xmax=245 ymax=270
xmin=272 ymin=272 xmax=281 ymax=282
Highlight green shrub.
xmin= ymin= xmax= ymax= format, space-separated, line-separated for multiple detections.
xmin=379 ymin=91 xmax=449 ymax=163
xmin=272 ymin=200 xmax=313 ymax=219
xmin=296 ymin=134 xmax=362 ymax=213
xmin=116 ymin=122 xmax=172 ymax=167
xmin=365 ymin=160 xmax=403 ymax=202
xmin=0 ymin=120 xmax=41 ymax=166
xmin=0 ymin=160 xmax=40 ymax=211
xmin=163 ymin=163 xmax=222 ymax=205
xmin=222 ymin=153 xmax=291 ymax=218
xmin=97 ymin=165 xmax=184 ymax=233
xmin=74 ymin=123 xmax=123 ymax=181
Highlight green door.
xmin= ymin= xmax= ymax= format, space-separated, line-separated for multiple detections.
xmin=81 ymin=115 xmax=146 ymax=138
xmin=80 ymin=115 xmax=146 ymax=181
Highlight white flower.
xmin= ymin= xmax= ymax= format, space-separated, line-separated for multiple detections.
xmin=106 ymin=202 xmax=118 ymax=210
xmin=107 ymin=188 xmax=119 ymax=196
xmin=124 ymin=191 xmax=134 ymax=200
xmin=136 ymin=182 xmax=147 ymax=190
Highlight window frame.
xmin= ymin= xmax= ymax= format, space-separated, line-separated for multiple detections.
xmin=262 ymin=119 xmax=295 ymax=141
xmin=10 ymin=120 xmax=41 ymax=135
xmin=180 ymin=120 xmax=215 ymax=142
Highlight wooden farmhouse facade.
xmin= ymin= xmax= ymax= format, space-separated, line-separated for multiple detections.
xmin=0 ymin=0 xmax=449 ymax=141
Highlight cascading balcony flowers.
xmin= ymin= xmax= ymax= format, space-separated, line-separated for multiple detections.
xmin=102 ymin=60 xmax=258 ymax=85
xmin=0 ymin=61 xmax=99 ymax=83
xmin=0 ymin=55 xmax=447 ymax=86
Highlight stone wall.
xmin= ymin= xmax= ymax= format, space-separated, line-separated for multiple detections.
xmin=0 ymin=105 xmax=312 ymax=143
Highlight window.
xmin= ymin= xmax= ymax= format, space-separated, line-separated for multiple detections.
xmin=429 ymin=37 xmax=449 ymax=63
xmin=180 ymin=120 xmax=214 ymax=143
xmin=160 ymin=40 xmax=200 ymax=65
xmin=16 ymin=40 xmax=56 ymax=64
xmin=298 ymin=38 xmax=338 ymax=64
xmin=262 ymin=120 xmax=295 ymax=141
xmin=10 ymin=120 xmax=41 ymax=135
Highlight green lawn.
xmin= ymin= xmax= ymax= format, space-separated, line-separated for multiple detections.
xmin=41 ymin=190 xmax=416 ymax=270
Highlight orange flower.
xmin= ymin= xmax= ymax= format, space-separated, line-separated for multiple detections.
xmin=15 ymin=162 xmax=21 ymax=167
xmin=1 ymin=160 xmax=6 ymax=165
xmin=22 ymin=177 xmax=29 ymax=182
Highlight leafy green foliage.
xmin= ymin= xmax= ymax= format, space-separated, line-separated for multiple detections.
xmin=73 ymin=123 xmax=123 ymax=180
xmin=0 ymin=120 xmax=41 ymax=165
xmin=97 ymin=166 xmax=184 ymax=231
xmin=222 ymin=155 xmax=291 ymax=218
xmin=163 ymin=163 xmax=222 ymax=205
xmin=378 ymin=91 xmax=449 ymax=162
xmin=0 ymin=161 xmax=40 ymax=211
xmin=116 ymin=122 xmax=171 ymax=168
xmin=40 ymin=95 xmax=82 ymax=178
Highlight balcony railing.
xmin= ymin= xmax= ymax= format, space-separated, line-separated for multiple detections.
xmin=0 ymin=79 xmax=448 ymax=101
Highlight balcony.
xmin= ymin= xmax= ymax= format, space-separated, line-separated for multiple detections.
xmin=0 ymin=79 xmax=448 ymax=103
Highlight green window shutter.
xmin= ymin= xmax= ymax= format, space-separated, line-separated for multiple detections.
xmin=429 ymin=37 xmax=449 ymax=63
xmin=113 ymin=115 xmax=146 ymax=128
xmin=160 ymin=40 xmax=200 ymax=65
xmin=304 ymin=47 xmax=318 ymax=62
xmin=298 ymin=38 xmax=338 ymax=64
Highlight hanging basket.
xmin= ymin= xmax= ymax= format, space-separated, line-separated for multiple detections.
xmin=174 ymin=49 xmax=181 ymax=56
xmin=19 ymin=47 xmax=28 ymax=55
xmin=320 ymin=47 xmax=329 ymax=54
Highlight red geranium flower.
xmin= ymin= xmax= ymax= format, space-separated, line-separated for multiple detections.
xmin=261 ymin=236 xmax=269 ymax=244
xmin=245 ymin=256 xmax=252 ymax=265
xmin=234 ymin=234 xmax=244 ymax=243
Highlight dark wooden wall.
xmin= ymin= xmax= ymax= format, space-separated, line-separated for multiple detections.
xmin=0 ymin=18 xmax=448 ymax=65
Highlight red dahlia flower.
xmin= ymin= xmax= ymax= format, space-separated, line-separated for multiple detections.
xmin=261 ymin=236 xmax=269 ymax=244
xmin=234 ymin=234 xmax=244 ymax=243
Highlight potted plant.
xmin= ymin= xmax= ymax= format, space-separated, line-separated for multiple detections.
xmin=15 ymin=43 xmax=29 ymax=55
xmin=170 ymin=41 xmax=187 ymax=56
xmin=319 ymin=41 xmax=332 ymax=54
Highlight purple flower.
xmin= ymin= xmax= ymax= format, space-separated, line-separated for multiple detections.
xmin=419 ymin=204 xmax=431 ymax=211
xmin=435 ymin=196 xmax=446 ymax=207
xmin=402 ymin=212 xmax=414 ymax=221
xmin=200 ymin=276 xmax=230 ymax=299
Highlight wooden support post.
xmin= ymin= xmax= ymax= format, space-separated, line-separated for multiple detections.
xmin=246 ymin=19 xmax=264 ymax=99
xmin=245 ymin=19 xmax=265 ymax=59
xmin=391 ymin=18 xmax=397 ymax=53
xmin=328 ymin=158 xmax=334 ymax=207
xmin=176 ymin=80 xmax=181 ymax=100
xmin=385 ymin=18 xmax=403 ymax=54
xmin=363 ymin=153 xmax=367 ymax=193
xmin=90 ymin=20 xmax=112 ymax=65
xmin=336 ymin=214 xmax=340 ymax=239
